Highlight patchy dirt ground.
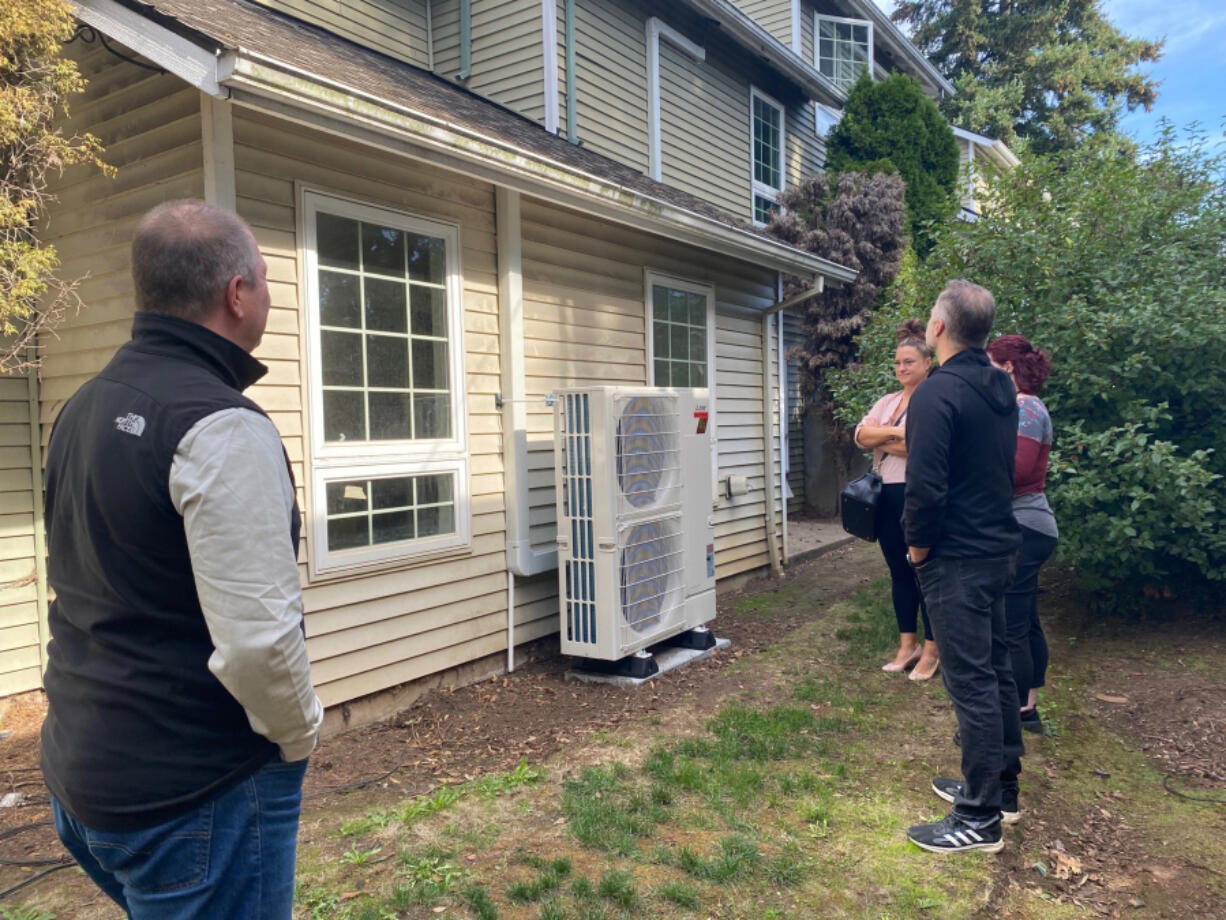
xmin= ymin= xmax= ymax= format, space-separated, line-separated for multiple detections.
xmin=1 ymin=545 xmax=1223 ymax=919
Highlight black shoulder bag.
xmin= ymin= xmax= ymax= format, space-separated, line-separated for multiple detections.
xmin=840 ymin=407 xmax=906 ymax=542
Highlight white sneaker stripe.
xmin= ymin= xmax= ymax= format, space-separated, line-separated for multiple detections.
xmin=967 ymin=828 xmax=983 ymax=842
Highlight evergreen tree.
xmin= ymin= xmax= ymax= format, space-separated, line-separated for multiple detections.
xmin=825 ymin=72 xmax=960 ymax=256
xmin=893 ymin=0 xmax=1162 ymax=154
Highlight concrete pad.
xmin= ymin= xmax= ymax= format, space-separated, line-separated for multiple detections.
xmin=564 ymin=638 xmax=732 ymax=687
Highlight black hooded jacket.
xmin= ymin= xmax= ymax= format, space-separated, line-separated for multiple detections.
xmin=903 ymin=348 xmax=1022 ymax=559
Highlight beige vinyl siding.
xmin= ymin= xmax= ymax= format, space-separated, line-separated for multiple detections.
xmin=249 ymin=0 xmax=431 ymax=69
xmin=800 ymin=2 xmax=815 ymax=66
xmin=0 ymin=373 xmax=43 ymax=696
xmin=430 ymin=1 xmax=547 ymax=124
xmin=431 ymin=0 xmax=461 ymax=80
xmin=782 ymin=309 xmax=806 ymax=513
xmin=568 ymin=0 xmax=649 ymax=172
xmin=713 ymin=309 xmax=784 ymax=578
xmin=519 ymin=197 xmax=782 ymax=591
xmin=470 ymin=1 xmax=546 ymax=123
xmin=229 ymin=110 xmax=519 ymax=708
xmin=659 ymin=41 xmax=751 ymax=220
xmin=40 ymin=42 xmax=204 ymax=445
xmin=786 ymin=99 xmax=825 ymax=184
xmin=730 ymin=0 xmax=794 ymax=46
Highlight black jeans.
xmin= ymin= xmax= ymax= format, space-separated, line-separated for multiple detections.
xmin=1005 ymin=526 xmax=1058 ymax=697
xmin=877 ymin=484 xmax=933 ymax=639
xmin=915 ymin=552 xmax=1024 ymax=827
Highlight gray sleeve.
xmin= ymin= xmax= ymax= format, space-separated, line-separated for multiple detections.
xmin=169 ymin=408 xmax=323 ymax=761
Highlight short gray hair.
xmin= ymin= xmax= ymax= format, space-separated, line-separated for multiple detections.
xmin=131 ymin=200 xmax=259 ymax=322
xmin=933 ymin=280 xmax=996 ymax=349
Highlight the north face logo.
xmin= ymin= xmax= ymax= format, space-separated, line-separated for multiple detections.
xmin=115 ymin=413 xmax=147 ymax=437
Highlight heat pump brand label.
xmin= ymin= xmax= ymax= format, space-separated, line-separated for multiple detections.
xmin=706 ymin=543 xmax=715 ymax=579
xmin=693 ymin=404 xmax=709 ymax=434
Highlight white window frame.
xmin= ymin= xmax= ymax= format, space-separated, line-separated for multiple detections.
xmin=814 ymin=12 xmax=874 ymax=93
xmin=301 ymin=189 xmax=470 ymax=576
xmin=645 ymin=271 xmax=719 ymax=495
xmin=815 ymin=102 xmax=843 ymax=139
xmin=750 ymin=87 xmax=786 ymax=228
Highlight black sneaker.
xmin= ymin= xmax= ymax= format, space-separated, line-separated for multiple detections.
xmin=1021 ymin=708 xmax=1043 ymax=734
xmin=906 ymin=813 xmax=1003 ymax=854
xmin=931 ymin=776 xmax=1020 ymax=824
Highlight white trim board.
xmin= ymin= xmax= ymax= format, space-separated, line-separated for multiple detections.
xmin=646 ymin=17 xmax=705 ymax=183
xmin=71 ymin=0 xmax=227 ymax=97
xmin=542 ymin=0 xmax=560 ymax=135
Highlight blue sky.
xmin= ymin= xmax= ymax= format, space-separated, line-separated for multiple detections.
xmin=873 ymin=0 xmax=1226 ymax=145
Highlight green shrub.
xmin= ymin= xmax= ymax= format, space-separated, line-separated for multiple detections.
xmin=826 ymin=73 xmax=960 ymax=255
xmin=831 ymin=131 xmax=1226 ymax=598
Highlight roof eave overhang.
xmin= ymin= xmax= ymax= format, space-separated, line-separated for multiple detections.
xmin=71 ymin=0 xmax=855 ymax=284
xmin=675 ymin=0 xmax=845 ymax=106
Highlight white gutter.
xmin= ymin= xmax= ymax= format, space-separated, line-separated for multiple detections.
xmin=952 ymin=126 xmax=1021 ymax=171
xmin=647 ymin=18 xmax=706 ymax=183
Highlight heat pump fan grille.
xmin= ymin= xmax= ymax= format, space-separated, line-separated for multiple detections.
xmin=561 ymin=392 xmax=597 ymax=646
xmin=614 ymin=395 xmax=681 ymax=514
xmin=619 ymin=515 xmax=684 ymax=643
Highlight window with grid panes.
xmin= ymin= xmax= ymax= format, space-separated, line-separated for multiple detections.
xmin=305 ymin=193 xmax=468 ymax=572
xmin=651 ymin=284 xmax=708 ymax=388
xmin=751 ymin=90 xmax=784 ymax=225
xmin=816 ymin=15 xmax=872 ymax=92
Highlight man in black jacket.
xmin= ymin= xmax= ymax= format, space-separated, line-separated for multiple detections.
xmin=903 ymin=280 xmax=1023 ymax=853
xmin=41 ymin=201 xmax=323 ymax=918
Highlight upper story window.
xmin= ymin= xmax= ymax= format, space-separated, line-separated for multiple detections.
xmin=816 ymin=14 xmax=873 ymax=92
xmin=751 ymin=88 xmax=785 ymax=226
xmin=303 ymin=191 xmax=470 ymax=575
xmin=816 ymin=103 xmax=843 ymax=139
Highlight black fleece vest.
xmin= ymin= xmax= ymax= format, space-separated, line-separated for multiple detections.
xmin=41 ymin=312 xmax=301 ymax=831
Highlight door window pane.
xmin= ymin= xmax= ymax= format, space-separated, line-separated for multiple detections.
xmin=651 ymin=283 xmax=709 ymax=391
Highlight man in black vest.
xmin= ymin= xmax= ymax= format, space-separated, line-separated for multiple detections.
xmin=903 ymin=280 xmax=1023 ymax=854
xmin=41 ymin=200 xmax=323 ymax=918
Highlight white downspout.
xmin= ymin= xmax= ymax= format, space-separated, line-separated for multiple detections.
xmin=497 ymin=187 xmax=525 ymax=670
xmin=761 ymin=311 xmax=782 ymax=577
xmin=646 ymin=18 xmax=705 ymax=182
xmin=506 ymin=569 xmax=516 ymax=673
xmin=777 ymin=273 xmax=789 ymax=564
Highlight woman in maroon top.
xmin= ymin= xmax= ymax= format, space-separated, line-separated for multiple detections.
xmin=987 ymin=335 xmax=1058 ymax=733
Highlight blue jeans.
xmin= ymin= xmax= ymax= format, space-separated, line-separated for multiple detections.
xmin=51 ymin=758 xmax=307 ymax=920
xmin=915 ymin=553 xmax=1023 ymax=827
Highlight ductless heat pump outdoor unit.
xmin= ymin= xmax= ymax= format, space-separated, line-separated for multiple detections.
xmin=554 ymin=386 xmax=717 ymax=678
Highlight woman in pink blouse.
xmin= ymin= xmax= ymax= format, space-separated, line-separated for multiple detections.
xmin=854 ymin=320 xmax=939 ymax=679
